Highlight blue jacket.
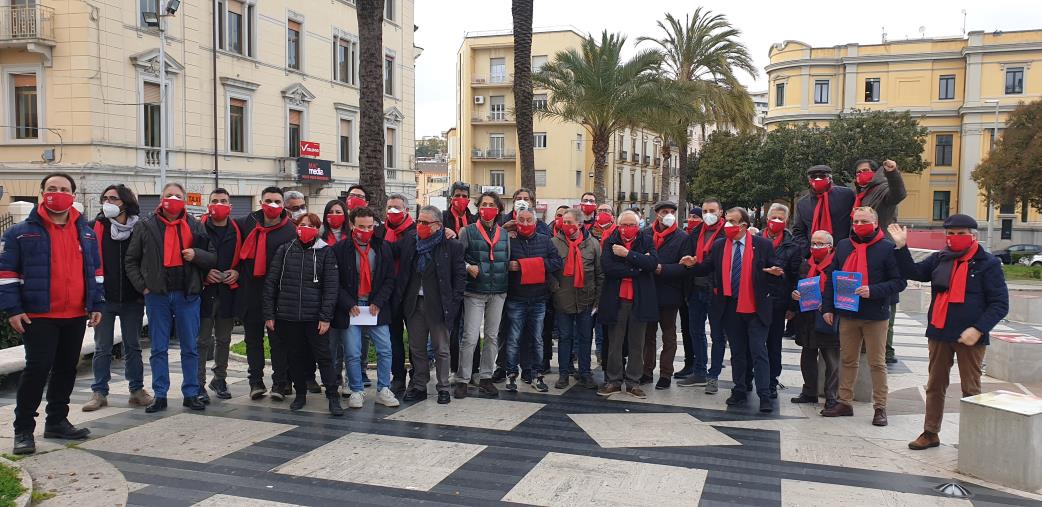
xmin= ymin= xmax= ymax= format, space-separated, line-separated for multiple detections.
xmin=823 ymin=236 xmax=906 ymax=321
xmin=640 ymin=225 xmax=688 ymax=306
xmin=497 ymin=211 xmax=552 ymax=236
xmin=690 ymin=233 xmax=780 ymax=325
xmin=597 ymin=230 xmax=659 ymax=325
xmin=0 ymin=207 xmax=104 ymax=316
xmin=507 ymin=232 xmax=563 ymax=302
xmin=894 ymin=246 xmax=1007 ymax=345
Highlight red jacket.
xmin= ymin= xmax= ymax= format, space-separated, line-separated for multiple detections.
xmin=30 ymin=208 xmax=88 ymax=319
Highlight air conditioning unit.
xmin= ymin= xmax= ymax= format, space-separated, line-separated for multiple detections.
xmin=474 ymin=96 xmax=485 ymax=105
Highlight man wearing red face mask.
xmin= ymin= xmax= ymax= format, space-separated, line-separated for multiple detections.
xmin=639 ymin=201 xmax=689 ymax=390
xmin=821 ymin=207 xmax=906 ymax=425
xmin=760 ymin=203 xmax=803 ymax=399
xmin=793 ymin=165 xmax=856 ymax=252
xmin=551 ymin=209 xmax=603 ymax=390
xmin=443 ymin=182 xmax=476 ymax=234
xmin=235 ymin=187 xmax=297 ymax=400
xmin=197 ymin=188 xmax=243 ymax=402
xmin=126 ymin=182 xmax=217 ymax=414
xmin=578 ymin=192 xmax=598 ymax=231
xmin=3 ymin=173 xmax=105 ymax=455
xmin=889 ymin=217 xmax=1007 ymax=451
xmin=378 ymin=193 xmax=416 ymax=395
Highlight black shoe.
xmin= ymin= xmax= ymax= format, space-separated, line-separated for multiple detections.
xmin=674 ymin=366 xmax=694 ymax=378
xmin=249 ymin=382 xmax=267 ymax=400
xmin=307 ymin=379 xmax=322 ymax=394
xmin=403 ymin=388 xmax=428 ymax=402
xmin=209 ymin=378 xmax=232 ymax=399
xmin=182 ymin=396 xmax=206 ymax=411
xmin=886 ymin=357 xmax=898 ymax=364
xmin=790 ymin=394 xmax=819 ymax=404
xmin=390 ymin=378 xmax=407 ymax=395
xmin=327 ymin=394 xmax=345 ymax=416
xmin=638 ymin=375 xmax=653 ymax=385
xmin=290 ymin=394 xmax=307 ymax=411
xmin=13 ymin=433 xmax=35 ymax=455
xmin=198 ymin=391 xmax=212 ymax=405
xmin=42 ymin=420 xmax=90 ymax=440
xmin=725 ymin=393 xmax=747 ymax=406
xmin=506 ymin=373 xmax=518 ymax=392
xmin=655 ymin=377 xmax=671 ymax=390
xmin=491 ymin=368 xmax=507 ymax=383
xmin=768 ymin=386 xmax=778 ymax=399
xmin=532 ymin=376 xmax=548 ymax=393
xmin=478 ymin=379 xmax=499 ymax=397
xmin=759 ymin=397 xmax=773 ymax=413
xmin=270 ymin=384 xmax=286 ymax=401
xmin=437 ymin=391 xmax=451 ymax=404
xmin=145 ymin=398 xmax=168 ymax=413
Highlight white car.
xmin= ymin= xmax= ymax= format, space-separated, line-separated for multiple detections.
xmin=1019 ymin=253 xmax=1042 ymax=266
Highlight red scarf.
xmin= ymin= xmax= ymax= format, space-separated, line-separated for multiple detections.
xmin=384 ymin=215 xmax=414 ymax=243
xmin=599 ymin=225 xmax=616 ymax=250
xmin=842 ymin=230 xmax=883 ymax=284
xmin=474 ymin=223 xmax=502 ymax=261
xmin=930 ymin=244 xmax=978 ymax=328
xmin=762 ymin=228 xmax=783 ymax=248
xmin=156 ymin=211 xmax=192 ymax=268
xmin=201 ymin=215 xmax=243 ymax=287
xmin=325 ymin=229 xmax=339 ymax=245
xmin=812 ymin=190 xmax=833 ymax=235
xmin=240 ymin=216 xmax=290 ymax=277
xmin=852 ymin=190 xmax=867 ymax=216
xmin=807 ymin=251 xmax=834 ymax=293
xmin=722 ymin=231 xmax=756 ymax=314
xmin=93 ymin=221 xmax=105 ymax=276
xmin=652 ymin=221 xmax=677 ymax=250
xmin=563 ymin=232 xmax=586 ymax=288
xmin=451 ymin=208 xmax=469 ymax=232
xmin=355 ymin=240 xmax=373 ymax=298
xmin=696 ymin=223 xmax=722 ymax=262
xmin=618 ymin=239 xmax=636 ymax=300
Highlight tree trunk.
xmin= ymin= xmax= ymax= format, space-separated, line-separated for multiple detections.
xmin=357 ymin=0 xmax=387 ymax=212
xmin=512 ymin=0 xmax=535 ymax=199
xmin=659 ymin=144 xmax=671 ymax=201
xmin=592 ymin=133 xmax=608 ymax=203
xmin=678 ymin=139 xmax=690 ymax=216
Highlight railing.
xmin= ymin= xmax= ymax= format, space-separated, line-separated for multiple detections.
xmin=0 ymin=213 xmax=14 ymax=236
xmin=618 ymin=151 xmax=627 ymax=161
xmin=617 ymin=191 xmax=626 ymax=201
xmin=471 ymin=74 xmax=513 ymax=85
xmin=0 ymin=5 xmax=54 ymax=42
xmin=471 ymin=148 xmax=516 ymax=160
xmin=643 ymin=155 xmax=651 ymax=166
xmin=628 ymin=192 xmax=638 ymax=201
xmin=631 ymin=154 xmax=639 ymax=163
xmin=471 ymin=114 xmax=513 ymax=123
xmin=144 ymin=148 xmax=162 ymax=167
xmin=641 ymin=192 xmax=649 ymax=202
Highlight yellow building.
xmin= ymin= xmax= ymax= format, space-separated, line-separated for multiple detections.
xmin=765 ymin=29 xmax=1042 ymax=243
xmin=0 ymin=0 xmax=417 ymax=215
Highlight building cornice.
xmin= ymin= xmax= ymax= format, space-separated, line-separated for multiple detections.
xmin=767 ymin=41 xmax=1042 ymax=74
xmin=963 ymin=41 xmax=1042 ymax=55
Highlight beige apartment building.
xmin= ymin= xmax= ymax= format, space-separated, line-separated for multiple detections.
xmin=0 ymin=0 xmax=416 ymax=216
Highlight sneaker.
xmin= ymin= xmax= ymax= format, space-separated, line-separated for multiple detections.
xmin=506 ymin=373 xmax=518 ymax=392
xmin=82 ymin=392 xmax=107 ymax=412
xmin=655 ymin=377 xmax=670 ymax=390
xmin=128 ymin=388 xmax=154 ymax=407
xmin=578 ymin=374 xmax=598 ymax=389
xmin=208 ymin=379 xmax=232 ymax=400
xmin=597 ymin=383 xmax=621 ymax=397
xmin=532 ymin=376 xmax=548 ymax=393
xmin=705 ymin=378 xmax=719 ymax=395
xmin=625 ymin=385 xmax=647 ymax=399
xmin=307 ymin=379 xmax=322 ymax=394
xmin=270 ymin=384 xmax=286 ymax=401
xmin=249 ymin=383 xmax=267 ymax=400
xmin=554 ymin=376 xmax=570 ymax=390
xmin=478 ymin=379 xmax=499 ymax=397
xmin=348 ymin=391 xmax=365 ymax=409
xmin=376 ymin=387 xmax=400 ymax=408
xmin=453 ymin=382 xmax=469 ymax=399
xmin=491 ymin=368 xmax=507 ymax=383
xmin=677 ymin=375 xmax=708 ymax=387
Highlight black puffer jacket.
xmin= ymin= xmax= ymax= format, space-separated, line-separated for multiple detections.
xmin=92 ymin=216 xmax=144 ymax=304
xmin=263 ymin=239 xmax=338 ymax=323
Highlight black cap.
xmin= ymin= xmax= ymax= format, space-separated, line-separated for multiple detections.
xmin=653 ymin=201 xmax=678 ymax=213
xmin=689 ymin=206 xmax=702 ymax=218
xmin=807 ymin=165 xmax=832 ymax=176
xmin=943 ymin=213 xmax=978 ymax=230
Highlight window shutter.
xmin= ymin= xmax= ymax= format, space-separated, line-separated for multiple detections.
xmin=341 ymin=119 xmax=351 ymax=133
xmin=228 ymin=0 xmax=243 ymax=14
xmin=230 ymin=98 xmax=246 ymax=108
xmin=288 ymin=109 xmax=301 ymax=125
xmin=143 ymin=82 xmax=161 ymax=104
xmin=288 ymin=20 xmax=301 ymax=32
xmin=12 ymin=74 xmax=36 ymax=87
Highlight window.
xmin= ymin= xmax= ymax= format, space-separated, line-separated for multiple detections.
xmin=489 ymin=95 xmax=505 ymax=120
xmin=229 ymin=98 xmax=246 ymax=152
xmin=535 ymin=170 xmax=547 ymax=187
xmin=775 ymin=82 xmax=785 ymax=106
xmin=12 ymin=74 xmax=38 ymax=140
xmin=813 ymin=80 xmax=829 ymax=104
xmin=1001 ymin=219 xmax=1013 ymax=240
xmin=533 ymin=132 xmax=547 ymax=149
xmin=385 ymin=127 xmax=396 ymax=168
xmin=143 ymin=81 xmax=161 ymax=147
xmin=531 ymin=55 xmax=547 ymax=74
xmin=333 ymin=35 xmax=357 ymax=85
xmin=227 ymin=1 xmax=244 ymax=54
xmin=932 ymin=191 xmax=950 ymax=221
xmin=490 ymin=57 xmax=506 ymax=83
xmin=139 ymin=0 xmax=159 ymax=27
xmin=339 ymin=119 xmax=353 ymax=163
xmin=384 ymin=55 xmax=395 ymax=96
xmin=384 ymin=0 xmax=394 ymax=21
xmin=217 ymin=0 xmax=225 ymax=49
xmin=865 ymin=78 xmax=880 ymax=102
xmin=576 ymin=133 xmax=582 ymax=151
xmin=1000 ymin=201 xmax=1015 ymax=214
xmin=575 ymin=171 xmax=582 ymax=187
xmin=532 ymin=93 xmax=547 ymax=110
xmin=489 ymin=170 xmax=505 ymax=188
xmin=288 ymin=109 xmax=301 ymax=157
xmin=287 ymin=20 xmax=301 ymax=70
xmin=1005 ymin=67 xmax=1024 ymax=94
xmin=934 ymin=134 xmax=953 ymax=166
xmin=489 ymin=133 xmax=504 ymax=157
xmin=938 ymin=75 xmax=955 ymax=100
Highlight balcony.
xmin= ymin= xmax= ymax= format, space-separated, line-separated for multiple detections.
xmin=0 ymin=5 xmax=55 ymax=65
xmin=617 ymin=191 xmax=626 ymax=201
xmin=641 ymin=192 xmax=649 ymax=202
xmin=618 ymin=151 xmax=627 ymax=161
xmin=643 ymin=155 xmax=651 ymax=166
xmin=471 ymin=113 xmax=514 ymax=124
xmin=631 ymin=154 xmax=640 ymax=163
xmin=652 ymin=193 xmax=660 ymax=202
xmin=628 ymin=192 xmax=638 ymax=201
xmin=471 ymin=74 xmax=513 ymax=87
xmin=471 ymin=148 xmax=516 ymax=161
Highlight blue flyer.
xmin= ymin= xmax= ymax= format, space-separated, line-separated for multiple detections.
xmin=797 ymin=276 xmax=822 ymax=312
xmin=833 ymin=271 xmax=862 ymax=312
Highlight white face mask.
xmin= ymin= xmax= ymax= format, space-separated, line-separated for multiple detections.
xmin=514 ymin=200 xmax=530 ymax=212
xmin=102 ymin=202 xmax=121 ymax=218
xmin=661 ymin=213 xmax=676 ymax=227
xmin=703 ymin=212 xmax=720 ymax=226
xmin=290 ymin=208 xmax=307 ymax=220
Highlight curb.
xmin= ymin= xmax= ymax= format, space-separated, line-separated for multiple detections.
xmin=0 ymin=456 xmax=32 ymax=507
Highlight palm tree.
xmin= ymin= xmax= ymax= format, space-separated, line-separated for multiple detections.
xmin=638 ymin=10 xmax=758 ymax=213
xmin=534 ymin=32 xmax=677 ymax=203
xmin=512 ymin=0 xmax=536 ymax=197
xmin=357 ymin=0 xmax=386 ymax=211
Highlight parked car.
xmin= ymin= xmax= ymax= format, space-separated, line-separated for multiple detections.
xmin=994 ymin=244 xmax=1042 ymax=265
xmin=1020 ymin=253 xmax=1042 ymax=267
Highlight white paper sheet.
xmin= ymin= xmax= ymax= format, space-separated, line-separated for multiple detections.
xmin=352 ymin=306 xmax=378 ymax=326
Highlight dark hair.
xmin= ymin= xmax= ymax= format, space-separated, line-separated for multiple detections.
xmin=40 ymin=172 xmax=76 ymax=192
xmin=580 ymin=192 xmax=596 ymax=201
xmin=727 ymin=206 xmax=751 ymax=226
xmin=322 ymin=199 xmax=346 ymax=233
xmin=101 ymin=184 xmax=140 ymax=216
xmin=555 ymin=205 xmax=570 ymax=212
xmin=295 ymin=212 xmax=322 ymax=229
xmin=349 ymin=206 xmax=376 ymax=223
xmin=513 ymin=187 xmax=533 ymax=200
xmin=701 ymin=197 xmax=722 ymax=209
xmin=347 ymin=184 xmax=369 ymax=200
xmin=450 ymin=181 xmax=471 ymax=196
xmin=854 ymin=159 xmax=878 ymax=172
xmin=477 ymin=191 xmax=504 ymax=212
xmin=210 ymin=187 xmax=230 ymax=198
xmin=260 ymin=186 xmax=283 ymax=198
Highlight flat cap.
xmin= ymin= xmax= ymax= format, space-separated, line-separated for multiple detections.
xmin=807 ymin=165 xmax=832 ymax=175
xmin=943 ymin=213 xmax=978 ymax=229
xmin=653 ymin=201 xmax=678 ymax=213
xmin=689 ymin=206 xmax=702 ymax=217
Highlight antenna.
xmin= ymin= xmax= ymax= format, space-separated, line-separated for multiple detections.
xmin=919 ymin=26 xmax=927 ymax=39
xmin=881 ymin=26 xmax=887 ymax=43
xmin=962 ymin=9 xmax=967 ymax=36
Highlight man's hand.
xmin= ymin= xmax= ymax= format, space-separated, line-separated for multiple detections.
xmin=350 ymin=306 xmax=361 ymax=317
xmin=854 ymin=285 xmax=871 ymax=298
xmin=823 ymin=312 xmax=834 ymax=326
xmin=503 ymin=220 xmax=517 ymax=232
xmin=318 ymin=321 xmax=330 ymax=335
xmin=888 ymin=224 xmax=908 ymax=249
xmin=785 ymin=311 xmax=796 ymax=321
xmin=206 ymin=269 xmax=224 ymax=285
xmin=791 ymin=290 xmax=801 ymax=301
xmin=509 ymin=260 xmax=521 ymax=272
xmin=467 ymin=264 xmax=480 ymax=278
xmin=656 ymin=264 xmax=663 ymax=275
xmin=444 ymin=228 xmax=457 ymax=240
xmin=8 ymin=313 xmax=30 ymax=334
xmin=763 ymin=266 xmax=784 ymax=277
xmin=883 ymin=159 xmax=898 ymax=172
xmin=680 ymin=255 xmax=697 ymax=267
xmin=265 ymin=319 xmax=275 ymax=331
xmin=143 ymin=288 xmax=150 ymax=295
xmin=612 ymin=244 xmax=629 ymax=257
xmin=369 ymin=305 xmax=380 ymax=316
xmin=88 ymin=312 xmax=102 ymax=328
xmin=958 ymin=327 xmax=983 ymax=346
xmin=181 ymin=248 xmax=195 ymax=262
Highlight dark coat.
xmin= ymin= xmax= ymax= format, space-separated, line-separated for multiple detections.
xmin=235 ymin=211 xmax=297 ymax=318
xmin=331 ymin=236 xmax=395 ymax=328
xmin=262 ymin=240 xmax=338 ymax=323
xmin=764 ymin=229 xmax=803 ymax=309
xmin=92 ymin=216 xmax=143 ymax=304
xmin=792 ymin=185 xmax=857 ymax=251
xmin=597 ymin=230 xmax=659 ymax=325
xmin=690 ymin=233 xmax=780 ymax=325
xmin=200 ymin=218 xmax=242 ymax=319
xmin=854 ymin=168 xmax=907 ymax=240
xmin=125 ymin=213 xmax=217 ymax=296
xmin=823 ymin=237 xmax=906 ymax=321
xmin=895 ymin=246 xmax=1008 ymax=345
xmin=397 ymin=237 xmax=467 ymax=328
xmin=792 ymin=259 xmax=839 ymax=348
xmin=497 ymin=211 xmax=552 ymax=236
xmin=507 ymin=232 xmax=563 ymax=302
xmin=443 ymin=208 xmax=477 ymax=233
xmin=640 ymin=225 xmax=689 ymax=306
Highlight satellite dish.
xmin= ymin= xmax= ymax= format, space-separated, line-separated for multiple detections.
xmin=919 ymin=26 xmax=926 ymax=38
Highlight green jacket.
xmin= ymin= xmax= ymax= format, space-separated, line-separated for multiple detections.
xmin=460 ymin=222 xmax=509 ymax=294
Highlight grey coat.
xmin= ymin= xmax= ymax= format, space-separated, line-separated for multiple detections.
xmin=854 ymin=168 xmax=907 ymax=240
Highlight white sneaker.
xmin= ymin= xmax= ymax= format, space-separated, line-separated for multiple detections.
xmin=376 ymin=387 xmax=400 ymax=408
xmin=348 ymin=391 xmax=365 ymax=409
xmin=338 ymin=384 xmax=348 ymax=397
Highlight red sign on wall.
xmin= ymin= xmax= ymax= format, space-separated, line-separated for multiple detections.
xmin=299 ymin=141 xmax=320 ymax=158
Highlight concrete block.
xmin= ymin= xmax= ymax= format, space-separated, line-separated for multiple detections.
xmin=1007 ymin=295 xmax=1042 ymax=326
xmin=816 ymin=353 xmax=871 ymax=402
xmin=896 ymin=287 xmax=930 ymax=314
xmin=959 ymin=390 xmax=1042 ymax=492
xmin=985 ymin=333 xmax=1042 ymax=383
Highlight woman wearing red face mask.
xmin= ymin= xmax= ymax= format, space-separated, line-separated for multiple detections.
xmin=443 ymin=182 xmax=476 ymax=234
xmin=789 ymin=230 xmax=841 ymax=412
xmin=320 ymin=199 xmax=348 ymax=245
xmin=262 ymin=213 xmax=343 ymax=416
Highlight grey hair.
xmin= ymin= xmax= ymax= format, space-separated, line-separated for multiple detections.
xmin=284 ymin=190 xmax=306 ymax=202
xmin=768 ymin=202 xmax=790 ymax=219
xmin=617 ymin=210 xmax=639 ymax=224
xmin=812 ymin=230 xmax=834 ymax=245
xmin=851 ymin=206 xmax=878 ymax=221
xmin=387 ymin=193 xmax=409 ymax=206
xmin=418 ymin=205 xmax=442 ymax=222
xmin=516 ymin=208 xmax=536 ymax=219
xmin=564 ymin=209 xmax=583 ymax=222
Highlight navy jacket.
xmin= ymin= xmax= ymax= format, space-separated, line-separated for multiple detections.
xmin=200 ymin=218 xmax=241 ymax=320
xmin=331 ymin=236 xmax=395 ymax=328
xmin=497 ymin=211 xmax=552 ymax=236
xmin=690 ymin=233 xmax=780 ymax=325
xmin=640 ymin=225 xmax=688 ymax=306
xmin=0 ymin=207 xmax=104 ymax=316
xmin=397 ymin=237 xmax=467 ymax=328
xmin=765 ymin=229 xmax=803 ymax=310
xmin=792 ymin=185 xmax=856 ymax=252
xmin=507 ymin=232 xmax=563 ymax=302
xmin=895 ymin=246 xmax=1007 ymax=345
xmin=597 ymin=230 xmax=659 ymax=325
xmin=823 ymin=236 xmax=906 ymax=321
xmin=235 ymin=210 xmax=297 ymax=318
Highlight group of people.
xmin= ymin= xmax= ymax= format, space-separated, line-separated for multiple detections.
xmin=0 ymin=161 xmax=1008 ymax=456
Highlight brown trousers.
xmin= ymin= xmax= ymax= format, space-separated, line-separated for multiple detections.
xmin=838 ymin=317 xmax=889 ymax=409
xmin=643 ymin=306 xmax=679 ymax=378
xmin=924 ymin=340 xmax=986 ymax=434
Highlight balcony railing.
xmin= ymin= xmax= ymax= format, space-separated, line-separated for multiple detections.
xmin=643 ymin=155 xmax=651 ymax=166
xmin=471 ymin=148 xmax=516 ymax=160
xmin=628 ymin=192 xmax=638 ymax=201
xmin=0 ymin=5 xmax=54 ymax=42
xmin=640 ymin=192 xmax=649 ymax=202
xmin=652 ymin=193 xmax=660 ymax=202
xmin=471 ymin=74 xmax=513 ymax=86
xmin=631 ymin=154 xmax=639 ymax=163
xmin=617 ymin=191 xmax=626 ymax=201
xmin=471 ymin=113 xmax=513 ymax=123
xmin=618 ymin=151 xmax=627 ymax=161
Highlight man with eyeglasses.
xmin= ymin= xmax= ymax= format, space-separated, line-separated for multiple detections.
xmin=578 ymin=193 xmax=598 ymax=232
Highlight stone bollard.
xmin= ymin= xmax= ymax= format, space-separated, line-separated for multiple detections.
xmin=958 ymin=390 xmax=1042 ymax=491
xmin=8 ymin=201 xmax=33 ymax=222
xmin=817 ymin=353 xmax=872 ymax=402
xmin=985 ymin=334 xmax=1042 ymax=383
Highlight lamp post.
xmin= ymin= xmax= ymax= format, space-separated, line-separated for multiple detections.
xmin=143 ymin=1 xmax=180 ymax=192
xmin=983 ymin=99 xmax=1000 ymax=251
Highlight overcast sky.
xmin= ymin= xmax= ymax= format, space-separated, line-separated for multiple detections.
xmin=412 ymin=0 xmax=1042 ymax=137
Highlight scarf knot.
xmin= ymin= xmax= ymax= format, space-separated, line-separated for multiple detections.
xmin=652 ymin=222 xmax=677 ymax=250
xmin=695 ymin=223 xmax=722 ymax=263
xmin=842 ymin=230 xmax=883 ymax=285
xmin=157 ymin=213 xmax=192 ymax=268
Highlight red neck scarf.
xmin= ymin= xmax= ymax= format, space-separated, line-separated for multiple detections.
xmin=652 ymin=221 xmax=677 ymax=250
xmin=812 ymin=190 xmax=833 ymax=235
xmin=355 ymin=240 xmax=373 ymax=297
xmin=93 ymin=221 xmax=105 ymax=275
xmin=325 ymin=229 xmax=339 ymax=245
xmin=696 ymin=223 xmax=723 ymax=262
xmin=384 ymin=215 xmax=414 ymax=244
xmin=842 ymin=230 xmax=884 ymax=284
xmin=930 ymin=244 xmax=979 ymax=328
xmin=852 ymin=190 xmax=867 ymax=216
xmin=600 ymin=225 xmax=617 ymax=250
xmin=618 ymin=239 xmax=636 ymax=300
xmin=474 ymin=223 xmax=502 ymax=261
xmin=156 ymin=212 xmax=192 ymax=268
xmin=563 ymin=232 xmax=586 ymax=288
xmin=451 ymin=208 xmax=469 ymax=232
xmin=762 ymin=227 xmax=784 ymax=248
xmin=240 ymin=215 xmax=290 ymax=277
xmin=722 ymin=231 xmax=756 ymax=314
xmin=807 ymin=251 xmax=835 ymax=293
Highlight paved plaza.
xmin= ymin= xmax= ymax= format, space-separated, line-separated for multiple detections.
xmin=3 ymin=311 xmax=1042 ymax=506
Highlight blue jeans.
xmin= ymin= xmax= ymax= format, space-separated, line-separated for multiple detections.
xmin=595 ymin=323 xmax=606 ymax=357
xmin=145 ymin=291 xmax=201 ymax=398
xmin=557 ymin=307 xmax=594 ymax=377
xmin=687 ymin=286 xmax=727 ymax=379
xmin=91 ymin=301 xmax=145 ymax=395
xmin=502 ymin=299 xmax=546 ymax=377
xmin=344 ymin=324 xmax=391 ymax=392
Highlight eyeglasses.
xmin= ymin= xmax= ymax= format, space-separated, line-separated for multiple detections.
xmin=287 ymin=204 xmax=306 ymax=212
xmin=348 ymin=193 xmax=366 ymax=199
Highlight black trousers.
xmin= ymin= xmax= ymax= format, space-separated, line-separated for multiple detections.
xmin=14 ymin=317 xmax=87 ymax=434
xmin=723 ymin=299 xmax=771 ymax=399
xmin=389 ymin=307 xmax=407 ymax=382
xmin=449 ymin=310 xmax=464 ymax=373
xmin=679 ymin=300 xmax=694 ymax=369
xmin=243 ymin=314 xmax=289 ymax=387
xmin=276 ymin=320 xmax=335 ymax=394
xmin=541 ymin=303 xmax=554 ymax=372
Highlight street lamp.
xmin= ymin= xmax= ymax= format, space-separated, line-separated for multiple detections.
xmin=143 ymin=0 xmax=180 ymax=191
xmin=983 ymin=99 xmax=1000 ymax=251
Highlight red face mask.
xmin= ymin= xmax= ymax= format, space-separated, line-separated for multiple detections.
xmin=326 ymin=213 xmax=345 ymax=229
xmin=619 ymin=224 xmax=639 ymax=242
xmin=767 ymin=218 xmax=785 ymax=235
xmin=811 ymin=246 xmax=830 ymax=261
xmin=479 ymin=207 xmax=499 ymax=223
xmin=296 ymin=226 xmax=318 ymax=244
xmin=580 ymin=203 xmax=597 ymax=216
xmin=346 ymin=196 xmax=368 ymax=211
xmin=208 ymin=203 xmax=231 ymax=221
xmin=686 ymin=217 xmax=702 ymax=230
xmin=386 ymin=209 xmax=405 ymax=226
xmin=42 ymin=192 xmax=75 ymax=214
xmin=554 ymin=216 xmax=565 ymax=231
xmin=451 ymin=197 xmax=470 ymax=212
xmin=561 ymin=223 xmax=579 ymax=238
xmin=262 ymin=202 xmax=284 ymax=219
xmin=595 ymin=212 xmax=614 ymax=229
xmin=856 ymin=171 xmax=874 ymax=187
xmin=946 ymin=234 xmax=975 ymax=252
xmin=853 ymin=223 xmax=876 ymax=238
xmin=161 ymin=197 xmax=186 ymax=216
xmin=417 ymin=223 xmax=435 ymax=240
xmin=810 ymin=177 xmax=831 ymax=193
xmin=724 ymin=223 xmax=743 ymax=240
xmin=353 ymin=228 xmax=374 ymax=244
xmin=517 ymin=222 xmax=537 ymax=238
